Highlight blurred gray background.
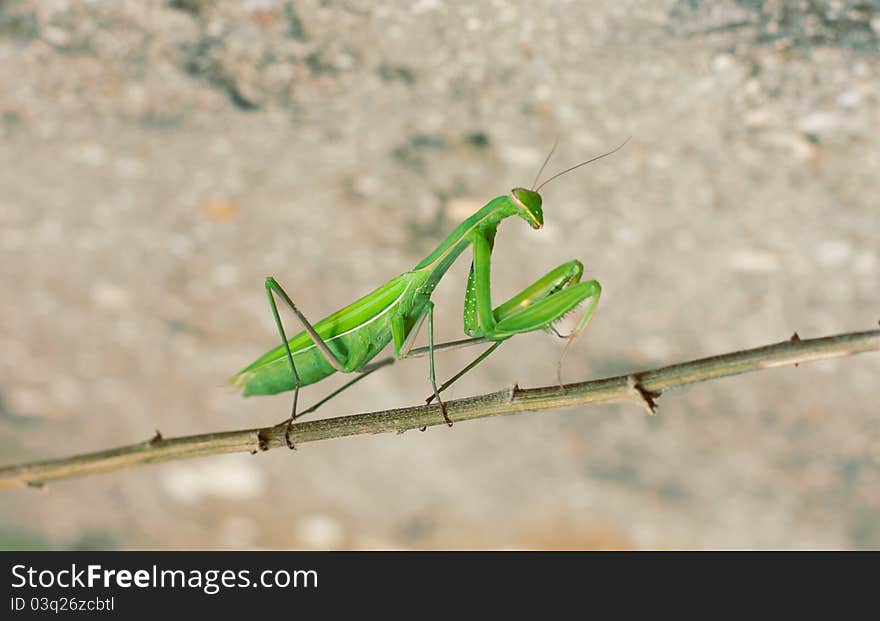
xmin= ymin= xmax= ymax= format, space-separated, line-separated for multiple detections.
xmin=1 ymin=0 xmax=878 ymax=549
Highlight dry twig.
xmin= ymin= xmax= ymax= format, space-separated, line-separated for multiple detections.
xmin=1 ymin=329 xmax=877 ymax=489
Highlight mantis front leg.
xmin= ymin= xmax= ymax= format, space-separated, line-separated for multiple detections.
xmin=426 ymin=228 xmax=601 ymax=401
xmin=466 ymin=230 xmax=601 ymax=340
xmin=425 ymin=258 xmax=600 ymax=402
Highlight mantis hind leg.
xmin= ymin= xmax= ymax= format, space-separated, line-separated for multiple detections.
xmin=296 ymin=356 xmax=396 ymax=419
xmin=264 ymin=276 xmax=346 ymax=448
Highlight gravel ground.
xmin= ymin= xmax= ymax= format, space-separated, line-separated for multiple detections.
xmin=1 ymin=0 xmax=878 ymax=549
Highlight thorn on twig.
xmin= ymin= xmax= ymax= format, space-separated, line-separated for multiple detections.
xmin=627 ymin=375 xmax=661 ymax=416
xmin=508 ymin=383 xmax=519 ymax=403
xmin=790 ymin=332 xmax=801 ymax=366
xmin=149 ymin=429 xmax=163 ymax=445
xmin=419 ymin=426 xmax=427 ymax=432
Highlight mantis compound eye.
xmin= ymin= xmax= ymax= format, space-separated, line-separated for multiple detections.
xmin=510 ymin=187 xmax=544 ymax=229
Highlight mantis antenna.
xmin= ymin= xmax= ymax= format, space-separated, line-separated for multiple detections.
xmin=531 ymin=137 xmax=560 ymax=191
xmin=534 ymin=137 xmax=631 ymax=193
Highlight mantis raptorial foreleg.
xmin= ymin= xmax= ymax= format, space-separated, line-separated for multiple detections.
xmin=467 ymin=231 xmax=601 ymax=340
xmin=423 ymin=230 xmax=601 ymax=403
xmin=425 ymin=267 xmax=600 ymax=402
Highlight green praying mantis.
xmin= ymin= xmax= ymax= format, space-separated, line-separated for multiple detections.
xmin=230 ymin=140 xmax=627 ymax=446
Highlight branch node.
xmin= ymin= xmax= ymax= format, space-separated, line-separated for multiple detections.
xmin=256 ymin=429 xmax=271 ymax=452
xmin=627 ymin=375 xmax=661 ymax=416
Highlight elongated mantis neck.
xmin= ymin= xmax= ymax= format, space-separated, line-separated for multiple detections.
xmin=413 ymin=195 xmax=516 ymax=282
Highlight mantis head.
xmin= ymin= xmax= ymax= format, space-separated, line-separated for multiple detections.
xmin=510 ymin=188 xmax=544 ymax=229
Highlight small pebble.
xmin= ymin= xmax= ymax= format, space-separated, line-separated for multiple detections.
xmin=160 ymin=456 xmax=266 ymax=504
xmin=91 ymin=282 xmax=132 ymax=311
xmin=295 ymin=514 xmax=345 ymax=549
xmin=816 ymin=240 xmax=852 ymax=268
xmin=728 ymin=249 xmax=780 ymax=273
